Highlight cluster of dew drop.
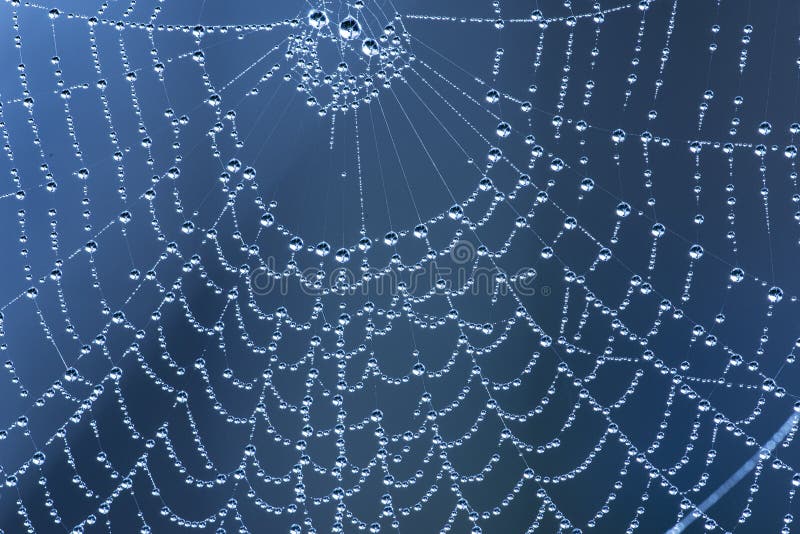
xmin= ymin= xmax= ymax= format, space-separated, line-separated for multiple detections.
xmin=290 ymin=3 xmax=413 ymax=115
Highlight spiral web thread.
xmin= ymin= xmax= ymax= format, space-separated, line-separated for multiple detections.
xmin=0 ymin=0 xmax=799 ymax=532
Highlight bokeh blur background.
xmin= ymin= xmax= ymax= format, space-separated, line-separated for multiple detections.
xmin=1 ymin=0 xmax=800 ymax=532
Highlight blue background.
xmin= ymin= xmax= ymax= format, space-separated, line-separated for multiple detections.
xmin=1 ymin=0 xmax=800 ymax=532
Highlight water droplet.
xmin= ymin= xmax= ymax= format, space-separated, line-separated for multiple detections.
xmin=339 ymin=17 xmax=361 ymax=40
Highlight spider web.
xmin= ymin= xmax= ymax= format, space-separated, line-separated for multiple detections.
xmin=0 ymin=0 xmax=799 ymax=532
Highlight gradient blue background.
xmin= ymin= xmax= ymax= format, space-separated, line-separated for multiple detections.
xmin=1 ymin=0 xmax=800 ymax=532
